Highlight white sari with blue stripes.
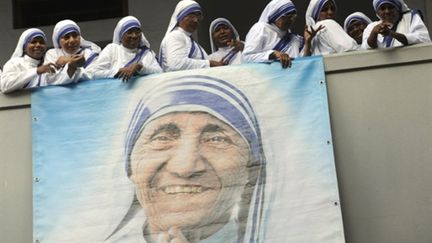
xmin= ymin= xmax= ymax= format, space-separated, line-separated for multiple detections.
xmin=158 ymin=27 xmax=209 ymax=72
xmin=243 ymin=23 xmax=304 ymax=63
xmin=361 ymin=0 xmax=431 ymax=49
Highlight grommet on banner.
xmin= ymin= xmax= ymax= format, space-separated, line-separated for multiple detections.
xmin=334 ymin=201 xmax=339 ymax=206
xmin=327 ymin=140 xmax=331 ymax=145
xmin=35 ymin=239 xmax=40 ymax=243
xmin=34 ymin=177 xmax=40 ymax=183
xmin=32 ymin=116 xmax=39 ymax=122
xmin=320 ymin=80 xmax=325 ymax=84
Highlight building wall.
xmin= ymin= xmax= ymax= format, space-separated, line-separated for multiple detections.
xmin=0 ymin=0 xmax=179 ymax=66
xmin=1 ymin=43 xmax=432 ymax=243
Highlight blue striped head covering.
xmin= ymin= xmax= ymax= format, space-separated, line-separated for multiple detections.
xmin=124 ymin=75 xmax=266 ymax=242
xmin=165 ymin=0 xmax=203 ymax=35
xmin=210 ymin=19 xmax=232 ymax=35
xmin=343 ymin=12 xmax=372 ymax=32
xmin=209 ymin=18 xmax=240 ymax=52
xmin=258 ymin=0 xmax=297 ymax=24
xmin=268 ymin=2 xmax=297 ymax=23
xmin=12 ymin=28 xmax=47 ymax=58
xmin=24 ymin=30 xmax=46 ymax=53
xmin=176 ymin=2 xmax=202 ymax=23
xmin=119 ymin=19 xmax=141 ymax=40
xmin=373 ymin=0 xmax=402 ymax=12
xmin=311 ymin=0 xmax=337 ymax=22
xmin=113 ymin=16 xmax=150 ymax=48
xmin=52 ymin=19 xmax=81 ymax=49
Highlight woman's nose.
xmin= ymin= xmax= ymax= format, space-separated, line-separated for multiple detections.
xmin=165 ymin=138 xmax=206 ymax=178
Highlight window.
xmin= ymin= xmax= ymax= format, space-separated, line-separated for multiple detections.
xmin=12 ymin=0 xmax=128 ymax=28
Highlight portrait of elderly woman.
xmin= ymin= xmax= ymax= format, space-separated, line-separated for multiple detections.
xmin=105 ymin=75 xmax=266 ymax=243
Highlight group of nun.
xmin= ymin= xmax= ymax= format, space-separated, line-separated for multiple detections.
xmin=1 ymin=0 xmax=430 ymax=93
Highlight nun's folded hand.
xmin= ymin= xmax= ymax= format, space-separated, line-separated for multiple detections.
xmin=210 ymin=60 xmax=226 ymax=67
xmin=228 ymin=39 xmax=244 ymax=52
xmin=115 ymin=63 xmax=142 ymax=82
xmin=372 ymin=23 xmax=391 ymax=36
xmin=270 ymin=51 xmax=293 ymax=69
xmin=65 ymin=55 xmax=85 ymax=78
xmin=55 ymin=56 xmax=71 ymax=68
xmin=69 ymin=54 xmax=86 ymax=68
xmin=37 ymin=63 xmax=57 ymax=74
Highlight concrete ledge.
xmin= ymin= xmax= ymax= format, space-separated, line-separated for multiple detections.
xmin=323 ymin=43 xmax=432 ymax=73
xmin=0 ymin=90 xmax=30 ymax=110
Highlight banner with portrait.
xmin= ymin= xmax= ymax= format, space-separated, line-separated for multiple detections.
xmin=32 ymin=56 xmax=345 ymax=243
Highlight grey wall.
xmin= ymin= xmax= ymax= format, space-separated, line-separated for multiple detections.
xmin=325 ymin=44 xmax=432 ymax=243
xmin=1 ymin=43 xmax=432 ymax=243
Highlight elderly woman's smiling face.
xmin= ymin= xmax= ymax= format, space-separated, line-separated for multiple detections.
xmin=121 ymin=27 xmax=142 ymax=49
xmin=377 ymin=3 xmax=400 ymax=24
xmin=129 ymin=111 xmax=251 ymax=239
xmin=179 ymin=12 xmax=203 ymax=33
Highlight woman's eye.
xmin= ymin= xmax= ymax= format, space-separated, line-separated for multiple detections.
xmin=151 ymin=135 xmax=173 ymax=142
xmin=204 ymin=135 xmax=233 ymax=145
xmin=148 ymin=134 xmax=177 ymax=150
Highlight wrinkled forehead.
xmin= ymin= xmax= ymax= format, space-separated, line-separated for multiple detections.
xmin=144 ymin=111 xmax=237 ymax=133
xmin=142 ymin=108 xmax=246 ymax=141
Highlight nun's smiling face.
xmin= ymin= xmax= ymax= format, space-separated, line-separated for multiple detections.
xmin=275 ymin=13 xmax=297 ymax=31
xmin=179 ymin=12 xmax=203 ymax=33
xmin=59 ymin=32 xmax=81 ymax=54
xmin=130 ymin=111 xmax=250 ymax=239
xmin=377 ymin=3 xmax=400 ymax=25
xmin=212 ymin=24 xmax=234 ymax=48
xmin=318 ymin=0 xmax=336 ymax=21
xmin=347 ymin=20 xmax=368 ymax=44
xmin=25 ymin=36 xmax=47 ymax=60
xmin=121 ymin=27 xmax=142 ymax=49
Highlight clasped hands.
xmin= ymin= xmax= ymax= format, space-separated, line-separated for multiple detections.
xmin=37 ymin=54 xmax=85 ymax=78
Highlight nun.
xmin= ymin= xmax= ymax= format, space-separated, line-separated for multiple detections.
xmin=344 ymin=12 xmax=373 ymax=45
xmin=242 ymin=0 xmax=303 ymax=68
xmin=158 ymin=0 xmax=225 ymax=72
xmin=86 ymin=16 xmax=162 ymax=82
xmin=105 ymin=75 xmax=266 ymax=243
xmin=44 ymin=19 xmax=101 ymax=79
xmin=1 ymin=28 xmax=81 ymax=93
xmin=208 ymin=18 xmax=244 ymax=65
xmin=304 ymin=0 xmax=359 ymax=55
xmin=362 ymin=0 xmax=431 ymax=49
